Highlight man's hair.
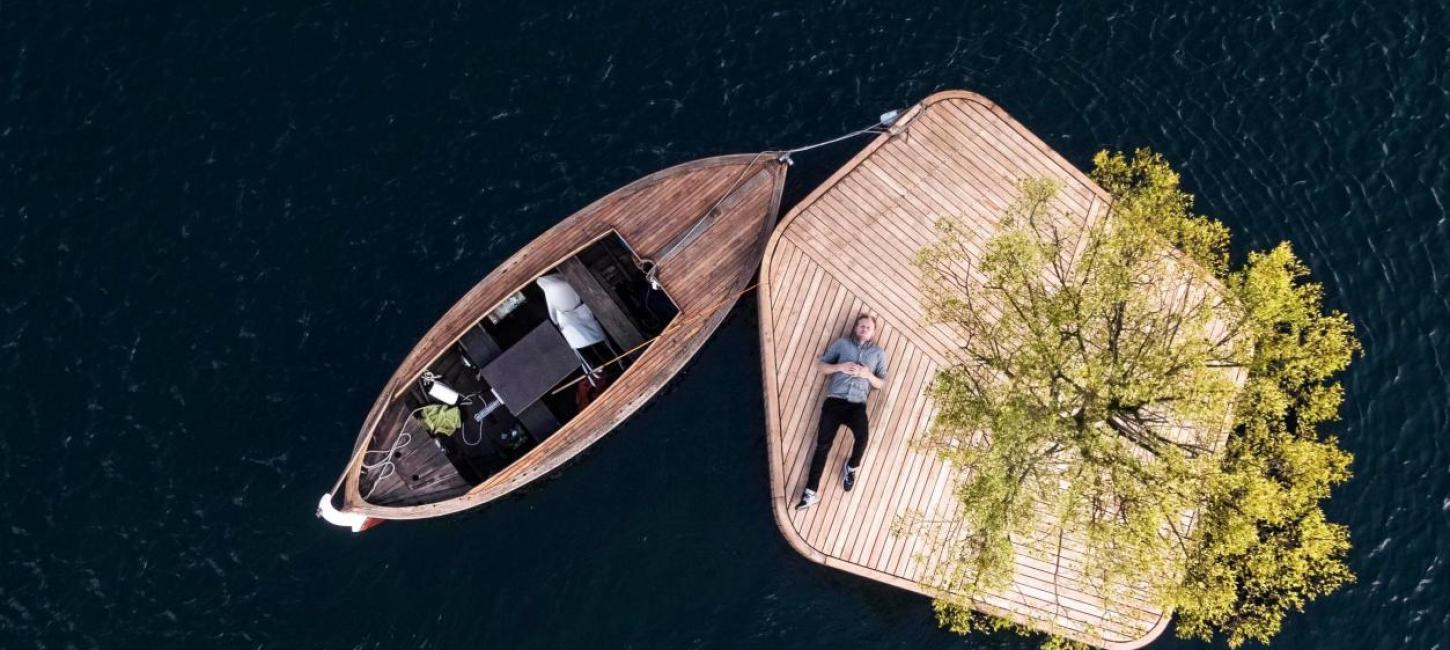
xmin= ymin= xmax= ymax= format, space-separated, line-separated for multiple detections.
xmin=855 ymin=314 xmax=876 ymax=326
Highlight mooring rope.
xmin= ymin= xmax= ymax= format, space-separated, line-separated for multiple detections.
xmin=777 ymin=109 xmax=903 ymax=162
xmin=639 ymin=150 xmax=771 ymax=289
xmin=637 ymin=109 xmax=903 ymax=290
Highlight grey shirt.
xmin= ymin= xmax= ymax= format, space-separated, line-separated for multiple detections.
xmin=819 ymin=337 xmax=888 ymax=403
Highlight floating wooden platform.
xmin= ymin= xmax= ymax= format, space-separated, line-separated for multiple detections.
xmin=758 ymin=91 xmax=1174 ymax=648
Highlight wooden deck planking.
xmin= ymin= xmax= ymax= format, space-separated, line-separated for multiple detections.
xmin=832 ymin=339 xmax=926 ymax=559
xmin=781 ymin=284 xmax=856 ymax=514
xmin=813 ymin=321 xmax=905 ymax=548
xmin=817 ymin=339 xmax=916 ymax=557
xmin=799 ymin=309 xmax=873 ymax=544
xmin=848 ymin=357 xmax=934 ymax=565
xmin=782 ymin=230 xmax=952 ymax=366
xmin=777 ymin=274 xmax=846 ymax=486
xmin=769 ymin=243 xmax=806 ymax=335
xmin=867 ymin=377 xmax=942 ymax=569
xmin=759 ymin=91 xmax=1188 ymax=649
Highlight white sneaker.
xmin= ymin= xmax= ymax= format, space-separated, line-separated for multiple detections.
xmin=795 ymin=489 xmax=819 ymax=510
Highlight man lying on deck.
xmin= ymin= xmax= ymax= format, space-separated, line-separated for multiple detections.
xmin=796 ymin=314 xmax=888 ymax=510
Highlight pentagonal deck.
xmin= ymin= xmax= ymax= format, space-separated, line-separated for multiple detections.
xmin=759 ymin=90 xmax=1175 ymax=649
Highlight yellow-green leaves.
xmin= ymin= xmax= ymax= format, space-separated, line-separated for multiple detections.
xmin=1091 ymin=149 xmax=1231 ymax=276
xmin=911 ymin=169 xmax=1243 ymax=637
xmin=912 ymin=149 xmax=1357 ymax=649
xmin=1178 ymin=240 xmax=1359 ymax=647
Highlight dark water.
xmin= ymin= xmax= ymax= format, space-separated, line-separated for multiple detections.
xmin=3 ymin=1 xmax=1447 ymax=648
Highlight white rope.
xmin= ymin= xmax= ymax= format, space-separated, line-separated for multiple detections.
xmin=359 ymin=374 xmax=497 ymax=500
xmin=641 ymin=150 xmax=771 ymax=288
xmin=635 ymin=108 xmax=903 ymax=291
xmin=360 ymin=431 xmax=413 ymax=501
xmin=777 ymin=109 xmax=903 ymax=162
xmin=419 ymin=372 xmax=492 ymax=446
xmin=455 ymin=392 xmax=494 ymax=447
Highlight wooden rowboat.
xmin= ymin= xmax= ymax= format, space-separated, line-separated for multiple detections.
xmin=320 ymin=153 xmax=787 ymax=526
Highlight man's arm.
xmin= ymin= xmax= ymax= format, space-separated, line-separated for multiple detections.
xmin=817 ymin=360 xmax=846 ymax=375
xmin=816 ymin=340 xmax=844 ymax=375
xmin=869 ymin=351 xmax=888 ymax=389
xmin=853 ymin=366 xmax=885 ymax=389
xmin=842 ymin=351 xmax=886 ymax=388
xmin=831 ymin=359 xmax=884 ymax=387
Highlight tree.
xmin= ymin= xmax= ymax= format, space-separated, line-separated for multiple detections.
xmin=909 ymin=149 xmax=1357 ymax=647
xmin=1172 ymin=242 xmax=1357 ymax=647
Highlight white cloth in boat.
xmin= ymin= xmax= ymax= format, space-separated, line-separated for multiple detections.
xmin=536 ymin=273 xmax=607 ymax=349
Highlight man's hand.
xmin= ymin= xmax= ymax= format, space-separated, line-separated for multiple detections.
xmin=818 ymin=362 xmax=883 ymax=388
xmin=843 ymin=362 xmax=884 ymax=389
xmin=818 ymin=361 xmax=857 ymax=375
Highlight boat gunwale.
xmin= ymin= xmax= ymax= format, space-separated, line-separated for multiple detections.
xmin=381 ymin=227 xmax=678 ymax=405
xmin=340 ymin=227 xmax=679 ymax=510
xmin=335 ymin=153 xmax=787 ymax=519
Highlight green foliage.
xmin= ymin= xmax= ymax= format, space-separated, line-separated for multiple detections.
xmin=1091 ymin=149 xmax=1232 ymax=276
xmin=1174 ymin=243 xmax=1359 ymax=648
xmin=911 ymin=149 xmax=1358 ymax=648
xmin=913 ymin=171 xmax=1240 ymax=616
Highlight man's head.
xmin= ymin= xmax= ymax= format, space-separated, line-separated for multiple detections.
xmin=853 ymin=314 xmax=877 ymax=344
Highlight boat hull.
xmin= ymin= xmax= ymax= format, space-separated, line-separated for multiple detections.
xmin=331 ymin=153 xmax=787 ymax=521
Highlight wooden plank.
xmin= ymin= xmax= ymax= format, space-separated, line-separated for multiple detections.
xmin=806 ymin=188 xmax=962 ymax=355
xmin=799 ymin=296 xmax=867 ymax=543
xmin=894 ymin=452 xmax=956 ymax=576
xmin=821 ymin=325 xmax=913 ymax=553
xmin=774 ymin=269 xmax=833 ymax=426
xmin=950 ymin=101 xmax=1109 ymax=203
xmin=759 ymin=91 xmax=1226 ymax=650
xmin=788 ymin=290 xmax=858 ymax=538
xmin=874 ymin=398 xmax=940 ymax=571
xmin=769 ymin=243 xmax=807 ymax=337
xmin=845 ymin=353 xmax=933 ymax=565
xmin=556 ymin=256 xmax=647 ymax=350
xmin=340 ymin=153 xmax=788 ymax=519
xmin=781 ymin=284 xmax=853 ymax=498
xmin=835 ymin=341 xmax=927 ymax=560
xmin=777 ymin=278 xmax=840 ymax=490
xmin=811 ymin=315 xmax=898 ymax=548
xmin=782 ymin=231 xmax=952 ymax=367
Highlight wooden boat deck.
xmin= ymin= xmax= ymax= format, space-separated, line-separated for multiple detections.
xmin=338 ymin=153 xmax=787 ymax=520
xmin=758 ymin=91 xmax=1187 ymax=649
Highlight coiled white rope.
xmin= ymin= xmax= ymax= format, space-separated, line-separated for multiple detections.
xmin=360 ymin=431 xmax=413 ymax=500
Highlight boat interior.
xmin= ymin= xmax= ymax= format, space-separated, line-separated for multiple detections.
xmin=356 ymin=232 xmax=679 ymax=507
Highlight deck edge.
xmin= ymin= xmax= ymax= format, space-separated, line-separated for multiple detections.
xmin=758 ymin=90 xmax=1172 ymax=650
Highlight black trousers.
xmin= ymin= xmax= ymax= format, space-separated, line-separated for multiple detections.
xmin=805 ymin=397 xmax=870 ymax=492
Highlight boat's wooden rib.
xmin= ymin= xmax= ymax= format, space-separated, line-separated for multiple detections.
xmin=333 ymin=153 xmax=787 ymax=520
